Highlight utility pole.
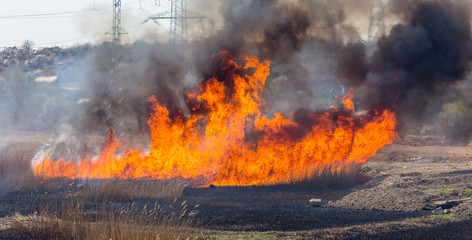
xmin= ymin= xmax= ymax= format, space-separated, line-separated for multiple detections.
xmin=146 ymin=0 xmax=208 ymax=44
xmin=367 ymin=0 xmax=385 ymax=42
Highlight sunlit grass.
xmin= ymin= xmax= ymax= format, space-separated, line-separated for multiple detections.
xmin=11 ymin=196 xmax=203 ymax=240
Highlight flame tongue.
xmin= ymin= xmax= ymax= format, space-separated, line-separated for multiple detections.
xmin=34 ymin=53 xmax=397 ymax=186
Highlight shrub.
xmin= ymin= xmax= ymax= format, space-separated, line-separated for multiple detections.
xmin=437 ymin=101 xmax=472 ymax=140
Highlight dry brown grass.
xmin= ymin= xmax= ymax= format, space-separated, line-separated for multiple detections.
xmin=81 ymin=178 xmax=189 ymax=200
xmin=0 ymin=143 xmax=39 ymax=190
xmin=280 ymin=163 xmax=361 ymax=189
xmin=1 ymin=143 xmax=196 ymax=239
xmin=1 ymin=142 xmax=188 ymax=201
xmin=11 ymin=197 xmax=203 ymax=240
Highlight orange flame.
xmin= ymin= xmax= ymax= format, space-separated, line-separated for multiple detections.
xmin=34 ymin=53 xmax=397 ymax=186
xmin=343 ymin=89 xmax=355 ymax=112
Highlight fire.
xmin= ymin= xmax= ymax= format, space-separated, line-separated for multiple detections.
xmin=343 ymin=89 xmax=355 ymax=112
xmin=34 ymin=52 xmax=397 ymax=186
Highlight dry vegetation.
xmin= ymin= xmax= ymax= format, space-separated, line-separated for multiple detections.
xmin=1 ymin=142 xmax=201 ymax=239
xmin=0 ymin=140 xmax=411 ymax=240
xmin=0 ymin=143 xmax=39 ymax=190
xmin=82 ymin=178 xmax=189 ymax=200
xmin=1 ymin=143 xmax=189 ymax=200
xmin=10 ymin=197 xmax=202 ymax=240
xmin=279 ymin=163 xmax=362 ymax=189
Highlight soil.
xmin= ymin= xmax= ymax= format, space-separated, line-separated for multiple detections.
xmin=330 ymin=136 xmax=472 ymax=212
xmin=0 ymin=133 xmax=472 ymax=239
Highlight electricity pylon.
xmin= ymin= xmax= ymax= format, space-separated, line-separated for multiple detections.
xmin=146 ymin=0 xmax=209 ymax=44
xmin=106 ymin=0 xmax=127 ymax=61
xmin=367 ymin=0 xmax=385 ymax=42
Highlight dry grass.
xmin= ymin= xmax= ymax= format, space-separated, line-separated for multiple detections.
xmin=0 ymin=143 xmax=39 ymax=190
xmin=11 ymin=197 xmax=203 ymax=240
xmin=1 ymin=142 xmax=196 ymax=239
xmin=280 ymin=163 xmax=362 ymax=189
xmin=82 ymin=178 xmax=189 ymax=200
xmin=1 ymin=142 xmax=188 ymax=200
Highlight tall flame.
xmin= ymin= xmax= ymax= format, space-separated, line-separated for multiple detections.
xmin=34 ymin=52 xmax=397 ymax=186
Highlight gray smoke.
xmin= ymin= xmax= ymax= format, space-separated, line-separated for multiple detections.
xmin=77 ymin=0 xmax=356 ymax=136
xmin=3 ymin=0 xmax=472 ymax=151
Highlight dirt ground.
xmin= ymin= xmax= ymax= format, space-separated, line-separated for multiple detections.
xmin=330 ymin=135 xmax=472 ymax=212
xmin=0 ymin=133 xmax=471 ymax=239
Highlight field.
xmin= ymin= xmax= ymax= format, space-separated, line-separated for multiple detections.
xmin=0 ymin=132 xmax=471 ymax=239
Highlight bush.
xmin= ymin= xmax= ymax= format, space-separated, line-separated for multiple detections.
xmin=437 ymin=101 xmax=472 ymax=140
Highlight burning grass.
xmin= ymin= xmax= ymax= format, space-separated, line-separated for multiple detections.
xmin=0 ymin=143 xmax=199 ymax=238
xmin=33 ymin=53 xmax=397 ymax=187
xmin=10 ymin=197 xmax=202 ymax=240
xmin=1 ymin=142 xmax=188 ymax=200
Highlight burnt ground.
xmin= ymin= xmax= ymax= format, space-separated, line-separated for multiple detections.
xmin=0 ymin=133 xmax=472 ymax=239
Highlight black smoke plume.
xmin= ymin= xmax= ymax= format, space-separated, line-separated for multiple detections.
xmin=80 ymin=0 xmax=351 ymax=135
xmin=337 ymin=0 xmax=472 ymax=134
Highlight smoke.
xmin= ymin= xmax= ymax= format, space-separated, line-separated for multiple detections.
xmin=191 ymin=0 xmax=354 ymax=114
xmin=0 ymin=45 xmax=93 ymax=132
xmin=0 ymin=0 xmax=381 ymax=143
xmin=337 ymin=0 xmax=472 ymax=135
xmin=75 ymin=0 xmax=358 ymax=136
xmin=3 ymin=0 xmax=472 ymax=156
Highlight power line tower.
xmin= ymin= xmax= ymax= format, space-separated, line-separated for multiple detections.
xmin=103 ymin=0 xmax=127 ymax=133
xmin=367 ymin=0 xmax=386 ymax=42
xmin=112 ymin=0 xmax=124 ymax=46
xmin=106 ymin=0 xmax=127 ymax=60
xmin=170 ymin=0 xmax=187 ymax=43
xmin=146 ymin=0 xmax=209 ymax=44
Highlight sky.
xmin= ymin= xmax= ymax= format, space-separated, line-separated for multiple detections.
xmin=0 ymin=0 xmax=170 ymax=48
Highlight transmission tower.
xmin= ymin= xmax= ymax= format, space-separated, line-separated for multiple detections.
xmin=105 ymin=0 xmax=128 ymax=61
xmin=367 ymin=0 xmax=386 ymax=42
xmin=170 ymin=0 xmax=187 ymax=43
xmin=112 ymin=0 xmax=124 ymax=47
xmin=146 ymin=0 xmax=209 ymax=44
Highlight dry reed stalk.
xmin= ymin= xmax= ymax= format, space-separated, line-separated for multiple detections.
xmin=82 ymin=178 xmax=189 ymax=200
xmin=12 ymin=197 xmax=202 ymax=240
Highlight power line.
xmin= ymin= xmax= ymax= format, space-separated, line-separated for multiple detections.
xmin=0 ymin=1 xmax=145 ymax=20
xmin=34 ymin=36 xmax=96 ymax=47
xmin=0 ymin=10 xmax=96 ymax=19
xmin=1 ymin=13 xmax=107 ymax=20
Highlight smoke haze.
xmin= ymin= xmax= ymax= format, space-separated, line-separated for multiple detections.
xmin=1 ymin=0 xmax=471 ymax=150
